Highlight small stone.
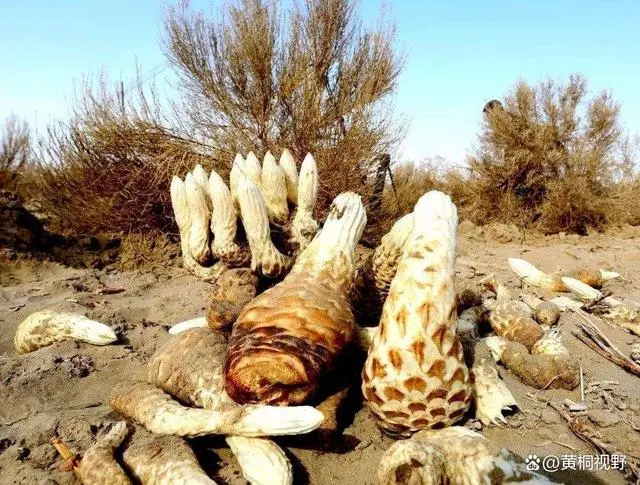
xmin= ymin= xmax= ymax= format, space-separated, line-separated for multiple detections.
xmin=16 ymin=446 xmax=30 ymax=461
xmin=457 ymin=219 xmax=477 ymax=234
xmin=465 ymin=419 xmax=482 ymax=431
xmin=540 ymin=408 xmax=560 ymax=425
xmin=588 ymin=409 xmax=620 ymax=428
xmin=508 ymin=416 xmax=524 ymax=428
xmin=64 ymin=355 xmax=95 ymax=378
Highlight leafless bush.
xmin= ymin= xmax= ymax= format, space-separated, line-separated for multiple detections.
xmin=373 ymin=157 xmax=470 ymax=237
xmin=466 ymin=74 xmax=637 ymax=233
xmin=0 ymin=114 xmax=31 ymax=191
xmin=33 ymin=73 xmax=213 ymax=234
xmin=164 ymin=0 xmax=405 ymax=214
xmin=34 ymin=0 xmax=404 ymax=235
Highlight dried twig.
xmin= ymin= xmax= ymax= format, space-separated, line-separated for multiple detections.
xmin=552 ymin=440 xmax=581 ymax=452
xmin=567 ymin=366 xmax=586 ymax=411
xmin=64 ymin=298 xmax=97 ymax=309
xmin=95 ymin=287 xmax=125 ymax=295
xmin=572 ymin=312 xmax=640 ymax=377
xmin=50 ymin=436 xmax=80 ymax=473
xmin=587 ymin=380 xmax=619 ymax=389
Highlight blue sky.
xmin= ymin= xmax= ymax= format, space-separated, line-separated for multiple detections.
xmin=1 ymin=1 xmax=638 ymax=164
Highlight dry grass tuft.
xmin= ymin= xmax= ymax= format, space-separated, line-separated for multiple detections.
xmin=31 ymin=73 xmax=215 ymax=234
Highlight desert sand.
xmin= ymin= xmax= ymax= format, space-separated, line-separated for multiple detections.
xmin=1 ymin=223 xmax=639 ymax=484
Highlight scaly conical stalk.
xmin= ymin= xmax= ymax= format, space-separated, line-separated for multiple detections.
xmin=184 ymin=173 xmax=212 ymax=265
xmin=15 ymin=311 xmax=117 ymax=354
xmin=110 ymin=381 xmax=324 ymax=437
xmin=78 ymin=422 xmax=130 ymax=485
xmin=192 ymin=164 xmax=212 ymax=211
xmin=123 ymin=432 xmax=216 ymax=484
xmin=209 ymin=170 xmax=250 ymax=267
xmin=237 ymin=172 xmax=291 ymax=278
xmin=229 ymin=153 xmax=246 ymax=213
xmin=226 ymin=437 xmax=293 ymax=485
xmin=244 ymin=151 xmax=262 ymax=184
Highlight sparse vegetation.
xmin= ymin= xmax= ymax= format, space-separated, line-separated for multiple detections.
xmin=379 ymin=157 xmax=467 ymax=228
xmin=32 ymin=0 xmax=403 ymax=235
xmin=383 ymin=75 xmax=639 ymax=235
xmin=33 ymin=74 xmax=212 ymax=234
xmin=17 ymin=2 xmax=639 ymax=241
xmin=463 ymin=74 xmax=639 ymax=234
xmin=0 ymin=114 xmax=31 ymax=192
xmin=164 ymin=0 xmax=404 ymax=213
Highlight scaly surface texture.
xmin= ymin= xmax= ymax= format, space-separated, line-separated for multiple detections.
xmin=110 ymin=380 xmax=323 ymax=437
xmin=362 ymin=191 xmax=472 ymax=437
xmin=208 ymin=170 xmax=250 ymax=268
xmin=497 ymin=339 xmax=579 ymax=390
xmin=205 ymin=268 xmax=258 ymax=330
xmin=488 ymin=301 xmax=545 ymax=350
xmin=226 ymin=436 xmax=293 ymax=485
xmin=225 ymin=193 xmax=366 ymax=405
xmin=377 ymin=426 xmax=557 ymax=484
xmin=123 ymin=431 xmax=216 ymax=484
xmin=78 ymin=422 xmax=131 ymax=485
xmin=147 ymin=328 xmax=233 ymax=410
xmin=352 ymin=213 xmax=414 ymax=323
xmin=14 ymin=311 xmax=117 ymax=354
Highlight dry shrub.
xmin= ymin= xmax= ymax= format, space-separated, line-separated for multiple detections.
xmin=33 ymin=74 xmax=215 ymax=234
xmin=381 ymin=158 xmax=463 ymax=214
xmin=0 ymin=114 xmax=31 ymax=192
xmin=611 ymin=135 xmax=640 ymax=226
xmin=370 ymin=157 xmax=470 ymax=239
xmin=466 ymin=74 xmax=637 ymax=234
xmin=34 ymin=0 xmax=404 ymax=236
xmin=164 ymin=0 xmax=405 ymax=217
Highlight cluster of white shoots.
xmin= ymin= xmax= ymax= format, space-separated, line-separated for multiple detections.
xmin=170 ymin=149 xmax=319 ymax=281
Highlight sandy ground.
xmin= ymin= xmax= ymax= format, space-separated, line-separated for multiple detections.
xmin=1 ymin=224 xmax=640 ymax=485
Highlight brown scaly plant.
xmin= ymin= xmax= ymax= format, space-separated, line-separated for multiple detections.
xmin=467 ymin=74 xmax=634 ymax=234
xmin=0 ymin=114 xmax=31 ymax=192
xmin=163 ymin=0 xmax=405 ymax=223
xmin=34 ymin=73 xmax=216 ymax=234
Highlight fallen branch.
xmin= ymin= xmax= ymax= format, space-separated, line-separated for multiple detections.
xmin=549 ymin=402 xmax=640 ymax=484
xmin=50 ymin=436 xmax=80 ymax=474
xmin=571 ymin=311 xmax=640 ymax=378
xmin=95 ymin=287 xmax=125 ymax=295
